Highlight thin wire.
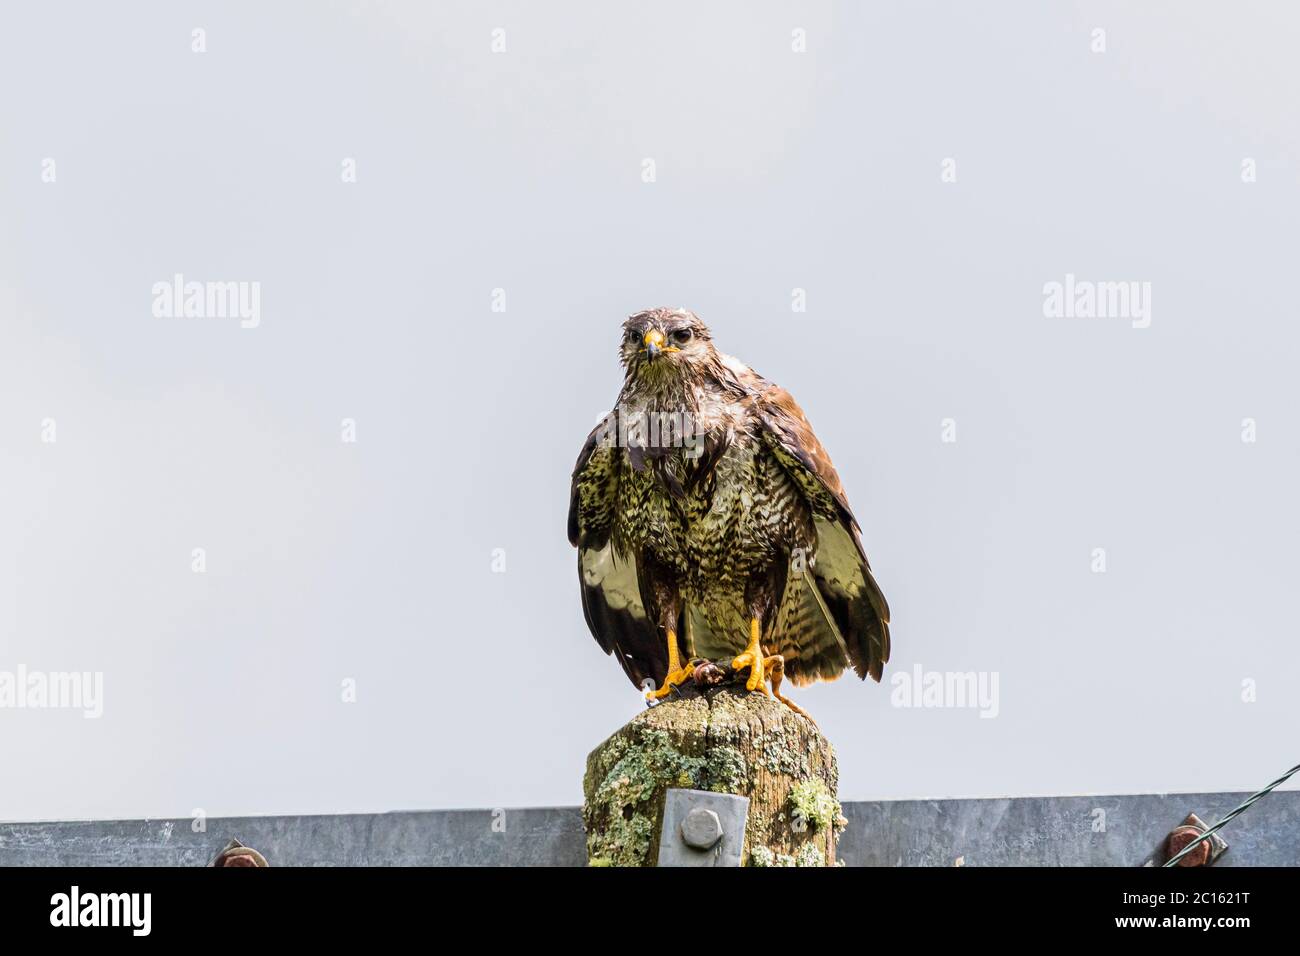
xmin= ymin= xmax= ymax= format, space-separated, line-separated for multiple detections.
xmin=1163 ymin=762 xmax=1300 ymax=866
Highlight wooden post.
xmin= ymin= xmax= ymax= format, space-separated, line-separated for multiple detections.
xmin=582 ymin=681 xmax=844 ymax=867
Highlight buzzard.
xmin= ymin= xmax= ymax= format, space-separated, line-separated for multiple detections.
xmin=568 ymin=308 xmax=891 ymax=717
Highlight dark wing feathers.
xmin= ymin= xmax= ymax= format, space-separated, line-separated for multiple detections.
xmin=567 ymin=421 xmax=610 ymax=549
xmin=577 ymin=545 xmax=664 ymax=689
xmin=754 ymin=381 xmax=892 ymax=683
xmin=569 ymin=419 xmax=665 ymax=689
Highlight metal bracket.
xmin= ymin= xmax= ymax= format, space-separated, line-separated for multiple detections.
xmin=656 ymin=788 xmax=749 ymax=867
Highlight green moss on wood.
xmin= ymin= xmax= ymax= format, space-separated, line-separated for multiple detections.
xmin=789 ymin=778 xmax=842 ymax=833
xmin=795 ymin=843 xmax=825 ymax=867
xmin=586 ymin=727 xmax=706 ymax=866
xmin=703 ymin=745 xmax=748 ymax=793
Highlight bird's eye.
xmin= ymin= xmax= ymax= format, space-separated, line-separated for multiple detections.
xmin=671 ymin=329 xmax=692 ymax=345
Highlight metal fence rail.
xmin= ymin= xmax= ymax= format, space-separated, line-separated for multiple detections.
xmin=2 ymin=790 xmax=1297 ymax=866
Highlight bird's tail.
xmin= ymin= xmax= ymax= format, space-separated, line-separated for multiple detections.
xmin=771 ymin=569 xmax=853 ymax=686
xmin=773 ymin=519 xmax=891 ymax=685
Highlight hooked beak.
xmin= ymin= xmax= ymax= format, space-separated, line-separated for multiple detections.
xmin=642 ymin=328 xmax=665 ymax=361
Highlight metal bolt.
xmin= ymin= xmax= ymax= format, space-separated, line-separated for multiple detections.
xmin=1166 ymin=825 xmax=1211 ymax=867
xmin=213 ymin=841 xmax=269 ymax=867
xmin=680 ymin=807 xmax=723 ymax=850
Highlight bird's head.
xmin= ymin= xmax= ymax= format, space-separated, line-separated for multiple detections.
xmin=619 ymin=308 xmax=714 ymax=381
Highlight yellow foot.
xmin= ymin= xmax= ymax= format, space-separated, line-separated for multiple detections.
xmin=647 ymin=661 xmax=696 ymax=700
xmin=731 ymin=651 xmax=774 ymax=695
xmin=772 ymin=687 xmax=816 ymax=724
xmin=731 ymin=618 xmax=773 ymax=695
xmin=767 ymin=653 xmax=817 ymax=725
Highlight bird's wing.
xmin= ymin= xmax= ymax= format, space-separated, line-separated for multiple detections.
xmin=748 ymin=374 xmax=892 ymax=684
xmin=568 ymin=419 xmax=666 ymax=690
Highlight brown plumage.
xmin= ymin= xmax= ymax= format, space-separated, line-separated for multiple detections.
xmin=568 ymin=308 xmax=890 ymax=711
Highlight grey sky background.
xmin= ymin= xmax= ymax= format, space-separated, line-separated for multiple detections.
xmin=1 ymin=1 xmax=1297 ymax=822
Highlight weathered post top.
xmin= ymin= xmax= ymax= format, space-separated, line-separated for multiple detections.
xmin=582 ymin=679 xmax=845 ymax=867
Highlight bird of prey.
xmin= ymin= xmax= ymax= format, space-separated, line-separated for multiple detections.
xmin=568 ymin=308 xmax=890 ymax=717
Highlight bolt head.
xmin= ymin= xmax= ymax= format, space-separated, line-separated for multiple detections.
xmin=680 ymin=807 xmax=723 ymax=850
xmin=1167 ymin=825 xmax=1211 ymax=867
xmin=214 ymin=846 xmax=269 ymax=868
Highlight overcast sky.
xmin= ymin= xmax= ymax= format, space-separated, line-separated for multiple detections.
xmin=1 ymin=1 xmax=1297 ymax=823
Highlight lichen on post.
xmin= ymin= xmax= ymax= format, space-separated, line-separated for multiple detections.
xmin=582 ymin=680 xmax=843 ymax=867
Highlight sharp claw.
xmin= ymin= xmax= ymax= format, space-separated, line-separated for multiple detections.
xmin=647 ymin=663 xmax=695 ymax=701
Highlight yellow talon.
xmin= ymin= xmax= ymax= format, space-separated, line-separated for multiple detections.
xmin=767 ymin=653 xmax=816 ymax=725
xmin=647 ymin=629 xmax=695 ymax=700
xmin=731 ymin=621 xmax=815 ymax=722
xmin=731 ymin=618 xmax=772 ymax=695
xmin=648 ymin=662 xmax=695 ymax=700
